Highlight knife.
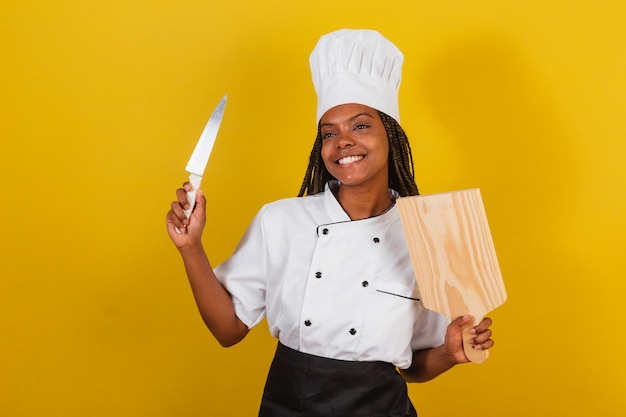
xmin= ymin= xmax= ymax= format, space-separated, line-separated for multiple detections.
xmin=183 ymin=94 xmax=227 ymax=218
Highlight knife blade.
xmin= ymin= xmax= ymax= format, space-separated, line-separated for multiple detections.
xmin=183 ymin=94 xmax=227 ymax=218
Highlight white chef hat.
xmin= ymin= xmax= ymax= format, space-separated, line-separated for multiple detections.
xmin=310 ymin=29 xmax=404 ymax=124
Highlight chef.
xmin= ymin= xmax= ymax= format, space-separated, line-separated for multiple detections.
xmin=166 ymin=28 xmax=495 ymax=417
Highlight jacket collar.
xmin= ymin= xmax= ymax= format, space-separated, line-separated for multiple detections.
xmin=322 ymin=180 xmax=400 ymax=226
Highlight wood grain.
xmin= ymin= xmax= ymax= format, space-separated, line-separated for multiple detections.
xmin=397 ymin=188 xmax=506 ymax=363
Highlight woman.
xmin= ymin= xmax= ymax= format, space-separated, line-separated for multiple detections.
xmin=166 ymin=29 xmax=494 ymax=417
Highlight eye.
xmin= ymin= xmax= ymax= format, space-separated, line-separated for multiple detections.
xmin=322 ymin=131 xmax=335 ymax=139
xmin=354 ymin=124 xmax=369 ymax=130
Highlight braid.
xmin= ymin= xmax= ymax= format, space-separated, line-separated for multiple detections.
xmin=297 ymin=124 xmax=333 ymax=197
xmin=378 ymin=111 xmax=420 ymax=196
xmin=297 ymin=111 xmax=419 ymax=197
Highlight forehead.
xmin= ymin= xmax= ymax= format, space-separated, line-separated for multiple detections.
xmin=320 ymin=103 xmax=379 ymax=125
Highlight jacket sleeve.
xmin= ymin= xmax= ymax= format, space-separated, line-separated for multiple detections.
xmin=214 ymin=205 xmax=269 ymax=329
xmin=410 ymin=307 xmax=449 ymax=351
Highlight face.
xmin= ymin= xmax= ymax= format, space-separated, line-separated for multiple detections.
xmin=320 ymin=103 xmax=390 ymax=189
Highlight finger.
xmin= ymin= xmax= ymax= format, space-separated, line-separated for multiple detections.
xmin=166 ymin=208 xmax=182 ymax=229
xmin=472 ymin=339 xmax=494 ymax=351
xmin=471 ymin=328 xmax=493 ymax=345
xmin=176 ymin=188 xmax=191 ymax=210
xmin=169 ymin=202 xmax=189 ymax=228
xmin=472 ymin=317 xmax=493 ymax=334
xmin=166 ymin=216 xmax=185 ymax=235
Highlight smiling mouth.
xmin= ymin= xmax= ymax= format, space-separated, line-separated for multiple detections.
xmin=337 ymin=155 xmax=365 ymax=165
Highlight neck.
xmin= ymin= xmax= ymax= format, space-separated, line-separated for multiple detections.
xmin=336 ymin=183 xmax=393 ymax=220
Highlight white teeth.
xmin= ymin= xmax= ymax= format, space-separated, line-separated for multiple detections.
xmin=338 ymin=155 xmax=364 ymax=165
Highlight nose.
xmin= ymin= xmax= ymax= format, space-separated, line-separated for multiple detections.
xmin=335 ymin=131 xmax=355 ymax=148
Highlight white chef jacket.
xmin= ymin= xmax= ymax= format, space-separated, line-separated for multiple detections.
xmin=215 ymin=181 xmax=448 ymax=369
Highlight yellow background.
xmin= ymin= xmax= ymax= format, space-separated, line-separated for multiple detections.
xmin=2 ymin=1 xmax=625 ymax=416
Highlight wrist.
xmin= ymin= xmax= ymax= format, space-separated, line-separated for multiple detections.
xmin=436 ymin=344 xmax=461 ymax=369
xmin=178 ymin=242 xmax=206 ymax=258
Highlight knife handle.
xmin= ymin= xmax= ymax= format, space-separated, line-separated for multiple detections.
xmin=462 ymin=316 xmax=489 ymax=364
xmin=183 ymin=174 xmax=203 ymax=218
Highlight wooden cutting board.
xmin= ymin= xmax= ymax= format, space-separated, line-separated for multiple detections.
xmin=397 ymin=188 xmax=506 ymax=363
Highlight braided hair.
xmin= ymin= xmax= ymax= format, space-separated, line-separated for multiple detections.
xmin=297 ymin=111 xmax=419 ymax=197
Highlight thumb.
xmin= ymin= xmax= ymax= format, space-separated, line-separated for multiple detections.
xmin=193 ymin=188 xmax=207 ymax=219
xmin=450 ymin=315 xmax=473 ymax=332
xmin=444 ymin=315 xmax=475 ymax=364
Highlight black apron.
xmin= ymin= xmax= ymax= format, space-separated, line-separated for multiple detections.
xmin=259 ymin=342 xmax=418 ymax=417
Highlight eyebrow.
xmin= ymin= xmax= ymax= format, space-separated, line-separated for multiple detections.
xmin=320 ymin=112 xmax=375 ymax=128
